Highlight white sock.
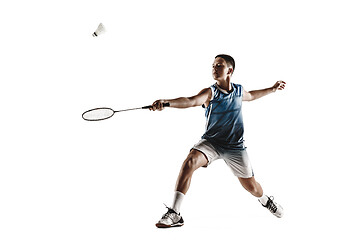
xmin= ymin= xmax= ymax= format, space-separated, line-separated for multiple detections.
xmin=171 ymin=191 xmax=185 ymax=214
xmin=258 ymin=194 xmax=269 ymax=205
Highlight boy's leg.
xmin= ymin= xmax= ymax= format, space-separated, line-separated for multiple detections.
xmin=175 ymin=149 xmax=208 ymax=194
xmin=155 ymin=149 xmax=208 ymax=228
xmin=238 ymin=176 xmax=263 ymax=197
xmin=239 ymin=176 xmax=284 ymax=218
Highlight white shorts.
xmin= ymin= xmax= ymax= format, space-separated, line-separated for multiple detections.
xmin=191 ymin=139 xmax=254 ymax=178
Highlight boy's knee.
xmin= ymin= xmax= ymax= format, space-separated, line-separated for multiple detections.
xmin=183 ymin=151 xmax=206 ymax=171
xmin=183 ymin=157 xmax=198 ymax=171
xmin=240 ymin=178 xmax=260 ymax=194
xmin=244 ymin=183 xmax=257 ymax=193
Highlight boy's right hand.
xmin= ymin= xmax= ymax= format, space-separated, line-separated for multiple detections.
xmin=150 ymin=99 xmax=168 ymax=111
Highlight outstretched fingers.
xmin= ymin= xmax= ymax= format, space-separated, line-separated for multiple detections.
xmin=275 ymin=80 xmax=286 ymax=91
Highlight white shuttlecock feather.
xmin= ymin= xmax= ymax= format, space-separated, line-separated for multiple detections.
xmin=92 ymin=23 xmax=106 ymax=37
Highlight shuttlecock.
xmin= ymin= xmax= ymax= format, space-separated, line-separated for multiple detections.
xmin=92 ymin=23 xmax=106 ymax=37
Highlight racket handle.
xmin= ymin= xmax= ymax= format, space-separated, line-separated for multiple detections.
xmin=142 ymin=102 xmax=170 ymax=109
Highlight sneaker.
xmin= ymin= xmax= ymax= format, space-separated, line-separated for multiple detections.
xmin=260 ymin=196 xmax=284 ymax=218
xmin=156 ymin=206 xmax=184 ymax=228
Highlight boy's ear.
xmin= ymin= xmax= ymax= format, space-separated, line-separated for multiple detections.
xmin=227 ymin=67 xmax=234 ymax=75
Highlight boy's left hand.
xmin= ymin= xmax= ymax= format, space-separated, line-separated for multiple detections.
xmin=272 ymin=81 xmax=286 ymax=92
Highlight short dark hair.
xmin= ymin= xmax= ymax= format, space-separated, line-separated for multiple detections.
xmin=215 ymin=54 xmax=235 ymax=73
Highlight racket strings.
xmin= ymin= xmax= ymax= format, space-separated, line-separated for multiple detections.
xmin=82 ymin=108 xmax=114 ymax=121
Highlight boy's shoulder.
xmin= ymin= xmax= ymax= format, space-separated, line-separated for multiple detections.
xmin=232 ymin=82 xmax=242 ymax=88
xmin=232 ymin=83 xmax=244 ymax=92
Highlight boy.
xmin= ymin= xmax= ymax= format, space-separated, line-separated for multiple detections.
xmin=151 ymin=54 xmax=286 ymax=228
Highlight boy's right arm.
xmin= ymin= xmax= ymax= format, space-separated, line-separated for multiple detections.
xmin=151 ymin=88 xmax=212 ymax=111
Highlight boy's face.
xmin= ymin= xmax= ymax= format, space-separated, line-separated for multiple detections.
xmin=212 ymin=57 xmax=232 ymax=81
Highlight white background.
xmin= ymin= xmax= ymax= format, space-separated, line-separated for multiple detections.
xmin=1 ymin=0 xmax=359 ymax=239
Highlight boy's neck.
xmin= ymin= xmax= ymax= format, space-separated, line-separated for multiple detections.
xmin=216 ymin=79 xmax=232 ymax=92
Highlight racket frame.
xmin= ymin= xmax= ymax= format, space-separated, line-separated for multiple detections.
xmin=82 ymin=107 xmax=115 ymax=121
xmin=82 ymin=103 xmax=170 ymax=121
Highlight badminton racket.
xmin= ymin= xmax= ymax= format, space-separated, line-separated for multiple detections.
xmin=82 ymin=103 xmax=170 ymax=121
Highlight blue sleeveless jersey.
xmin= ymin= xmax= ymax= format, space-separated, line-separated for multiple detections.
xmin=202 ymin=83 xmax=245 ymax=150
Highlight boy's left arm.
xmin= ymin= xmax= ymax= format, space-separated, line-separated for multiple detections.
xmin=242 ymin=80 xmax=286 ymax=101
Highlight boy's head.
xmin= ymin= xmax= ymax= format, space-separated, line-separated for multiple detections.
xmin=213 ymin=54 xmax=235 ymax=80
xmin=215 ymin=54 xmax=235 ymax=74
